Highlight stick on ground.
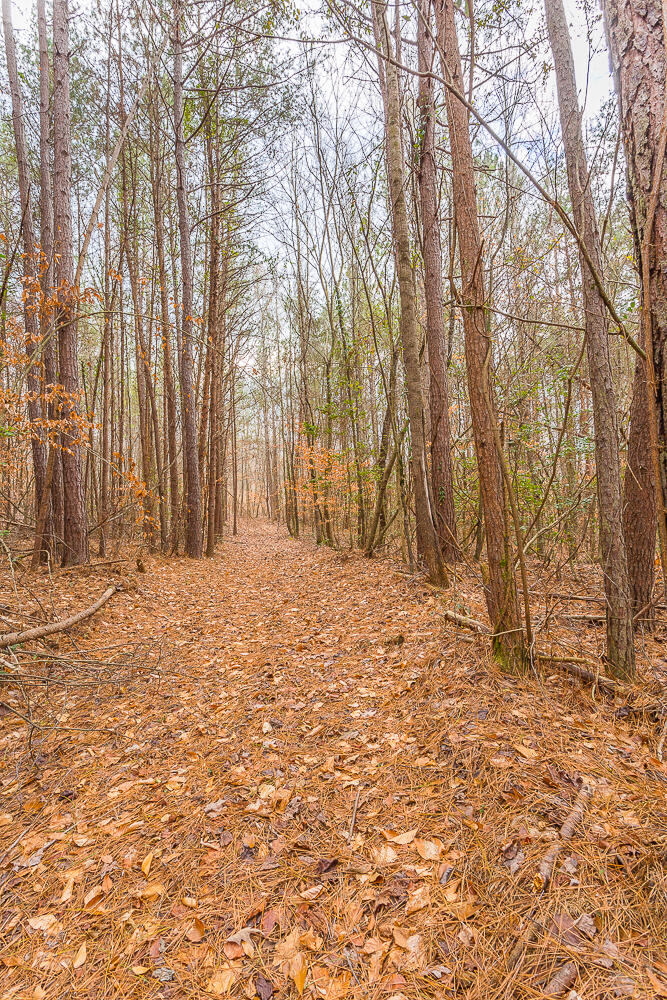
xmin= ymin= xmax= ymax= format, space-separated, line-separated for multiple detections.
xmin=0 ymin=585 xmax=118 ymax=647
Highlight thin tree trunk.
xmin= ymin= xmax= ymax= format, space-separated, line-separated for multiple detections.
xmin=417 ymin=0 xmax=458 ymax=563
xmin=546 ymin=0 xmax=635 ymax=678
xmin=372 ymin=0 xmax=446 ymax=586
xmin=37 ymin=0 xmax=61 ymax=562
xmin=173 ymin=4 xmax=203 ymax=557
xmin=603 ymin=0 xmax=665 ymax=611
xmin=2 ymin=0 xmax=48 ymax=559
xmin=53 ymin=0 xmax=89 ymax=565
xmin=435 ymin=0 xmax=524 ymax=669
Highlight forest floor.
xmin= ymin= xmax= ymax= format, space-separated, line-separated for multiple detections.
xmin=0 ymin=521 xmax=666 ymax=1000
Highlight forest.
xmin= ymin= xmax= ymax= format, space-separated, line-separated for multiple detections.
xmin=0 ymin=0 xmax=666 ymax=997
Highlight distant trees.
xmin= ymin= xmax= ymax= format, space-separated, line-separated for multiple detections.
xmin=1 ymin=0 xmax=664 ymax=672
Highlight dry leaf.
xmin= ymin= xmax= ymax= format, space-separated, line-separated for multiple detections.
xmin=185 ymin=917 xmax=205 ymax=942
xmin=28 ymin=914 xmax=61 ymax=935
xmin=141 ymin=852 xmax=153 ymax=876
xmin=299 ymin=928 xmax=323 ymax=951
xmin=299 ymin=883 xmax=324 ymax=901
xmin=289 ymin=952 xmax=308 ymax=996
xmin=405 ymin=885 xmax=430 ymax=915
xmin=414 ymin=838 xmax=443 ymax=861
xmin=73 ymin=942 xmax=87 ymax=969
xmin=140 ymin=881 xmax=165 ymax=901
xmin=382 ymin=828 xmax=417 ymax=845
xmin=209 ymin=969 xmax=237 ymax=995
xmin=225 ymin=926 xmax=257 ymax=957
xmin=83 ymin=885 xmax=104 ymax=909
xmin=373 ymin=843 xmax=398 ymax=865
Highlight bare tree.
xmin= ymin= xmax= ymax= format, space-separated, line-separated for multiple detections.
xmin=545 ymin=0 xmax=635 ymax=677
xmin=417 ymin=0 xmax=458 ymax=563
xmin=173 ymin=3 xmax=203 ymax=558
xmin=53 ymin=0 xmax=89 ymax=564
xmin=372 ymin=0 xmax=446 ymax=585
xmin=435 ymin=0 xmax=525 ymax=670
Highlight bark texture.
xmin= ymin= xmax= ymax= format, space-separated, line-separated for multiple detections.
xmin=53 ymin=0 xmax=89 ymax=565
xmin=603 ymin=0 xmax=664 ymax=615
xmin=417 ymin=0 xmax=458 ymax=563
xmin=372 ymin=0 xmax=446 ymax=586
xmin=546 ymin=0 xmax=635 ymax=678
xmin=435 ymin=0 xmax=525 ymax=669
xmin=173 ymin=6 xmax=203 ymax=558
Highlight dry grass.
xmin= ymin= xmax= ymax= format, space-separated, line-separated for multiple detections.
xmin=0 ymin=521 xmax=665 ymax=1000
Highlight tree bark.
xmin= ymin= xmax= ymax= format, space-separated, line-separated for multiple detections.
xmin=435 ymin=0 xmax=525 ymax=668
xmin=53 ymin=0 xmax=89 ymax=565
xmin=372 ymin=0 xmax=446 ymax=585
xmin=173 ymin=5 xmax=203 ymax=557
xmin=545 ymin=0 xmax=635 ymax=678
xmin=2 ymin=0 xmax=48 ymax=559
xmin=603 ymin=0 xmax=665 ymax=612
xmin=417 ymin=0 xmax=458 ymax=563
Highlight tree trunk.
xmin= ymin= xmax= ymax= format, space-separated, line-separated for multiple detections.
xmin=37 ymin=0 xmax=62 ymax=562
xmin=435 ymin=0 xmax=525 ymax=669
xmin=417 ymin=0 xmax=458 ymax=563
xmin=53 ymin=0 xmax=89 ymax=565
xmin=2 ymin=0 xmax=48 ymax=559
xmin=603 ymin=0 xmax=665 ymax=612
xmin=546 ymin=0 xmax=635 ymax=678
xmin=372 ymin=0 xmax=446 ymax=586
xmin=173 ymin=5 xmax=203 ymax=558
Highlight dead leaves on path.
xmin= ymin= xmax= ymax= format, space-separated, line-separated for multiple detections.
xmin=1 ymin=523 xmax=666 ymax=999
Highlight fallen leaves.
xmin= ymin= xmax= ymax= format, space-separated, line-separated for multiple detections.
xmin=0 ymin=523 xmax=663 ymax=1000
xmin=414 ymin=837 xmax=444 ymax=861
xmin=72 ymin=941 xmax=87 ymax=969
xmin=185 ymin=917 xmax=205 ymax=942
xmin=27 ymin=914 xmax=62 ymax=936
xmin=209 ymin=967 xmax=239 ymax=995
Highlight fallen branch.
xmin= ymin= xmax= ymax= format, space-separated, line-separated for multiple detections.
xmin=0 ymin=585 xmax=118 ymax=647
xmin=537 ymin=783 xmax=592 ymax=889
xmin=442 ymin=608 xmax=489 ymax=633
xmin=536 ymin=654 xmax=619 ymax=696
xmin=508 ymin=784 xmax=592 ymax=970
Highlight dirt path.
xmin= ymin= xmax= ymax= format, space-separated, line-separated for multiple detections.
xmin=1 ymin=522 xmax=665 ymax=999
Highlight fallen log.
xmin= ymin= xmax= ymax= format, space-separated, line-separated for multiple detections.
xmin=0 ymin=585 xmax=118 ymax=647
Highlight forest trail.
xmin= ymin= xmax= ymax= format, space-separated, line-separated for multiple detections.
xmin=1 ymin=522 xmax=665 ymax=999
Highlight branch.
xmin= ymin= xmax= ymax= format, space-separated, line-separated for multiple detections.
xmin=0 ymin=585 xmax=118 ymax=647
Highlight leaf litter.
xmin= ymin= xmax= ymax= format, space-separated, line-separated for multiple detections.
xmin=0 ymin=521 xmax=666 ymax=999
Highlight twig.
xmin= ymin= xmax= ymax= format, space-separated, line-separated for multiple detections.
xmin=348 ymin=785 xmax=361 ymax=843
xmin=538 ymin=783 xmax=592 ymax=889
xmin=442 ymin=609 xmax=489 ymax=633
xmin=0 ymin=585 xmax=118 ymax=647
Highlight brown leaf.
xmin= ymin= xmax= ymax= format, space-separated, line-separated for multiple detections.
xmin=185 ymin=917 xmax=205 ymax=942
xmin=83 ymin=885 xmax=105 ymax=909
xmin=414 ymin=838 xmax=443 ymax=861
xmin=289 ymin=952 xmax=308 ymax=996
xmin=405 ymin=885 xmax=430 ymax=915
xmin=209 ymin=968 xmax=237 ymax=995
xmin=256 ymin=974 xmax=274 ymax=1000
xmin=72 ymin=942 xmax=87 ymax=969
xmin=382 ymin=828 xmax=417 ymax=845
xmin=28 ymin=914 xmax=62 ymax=936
